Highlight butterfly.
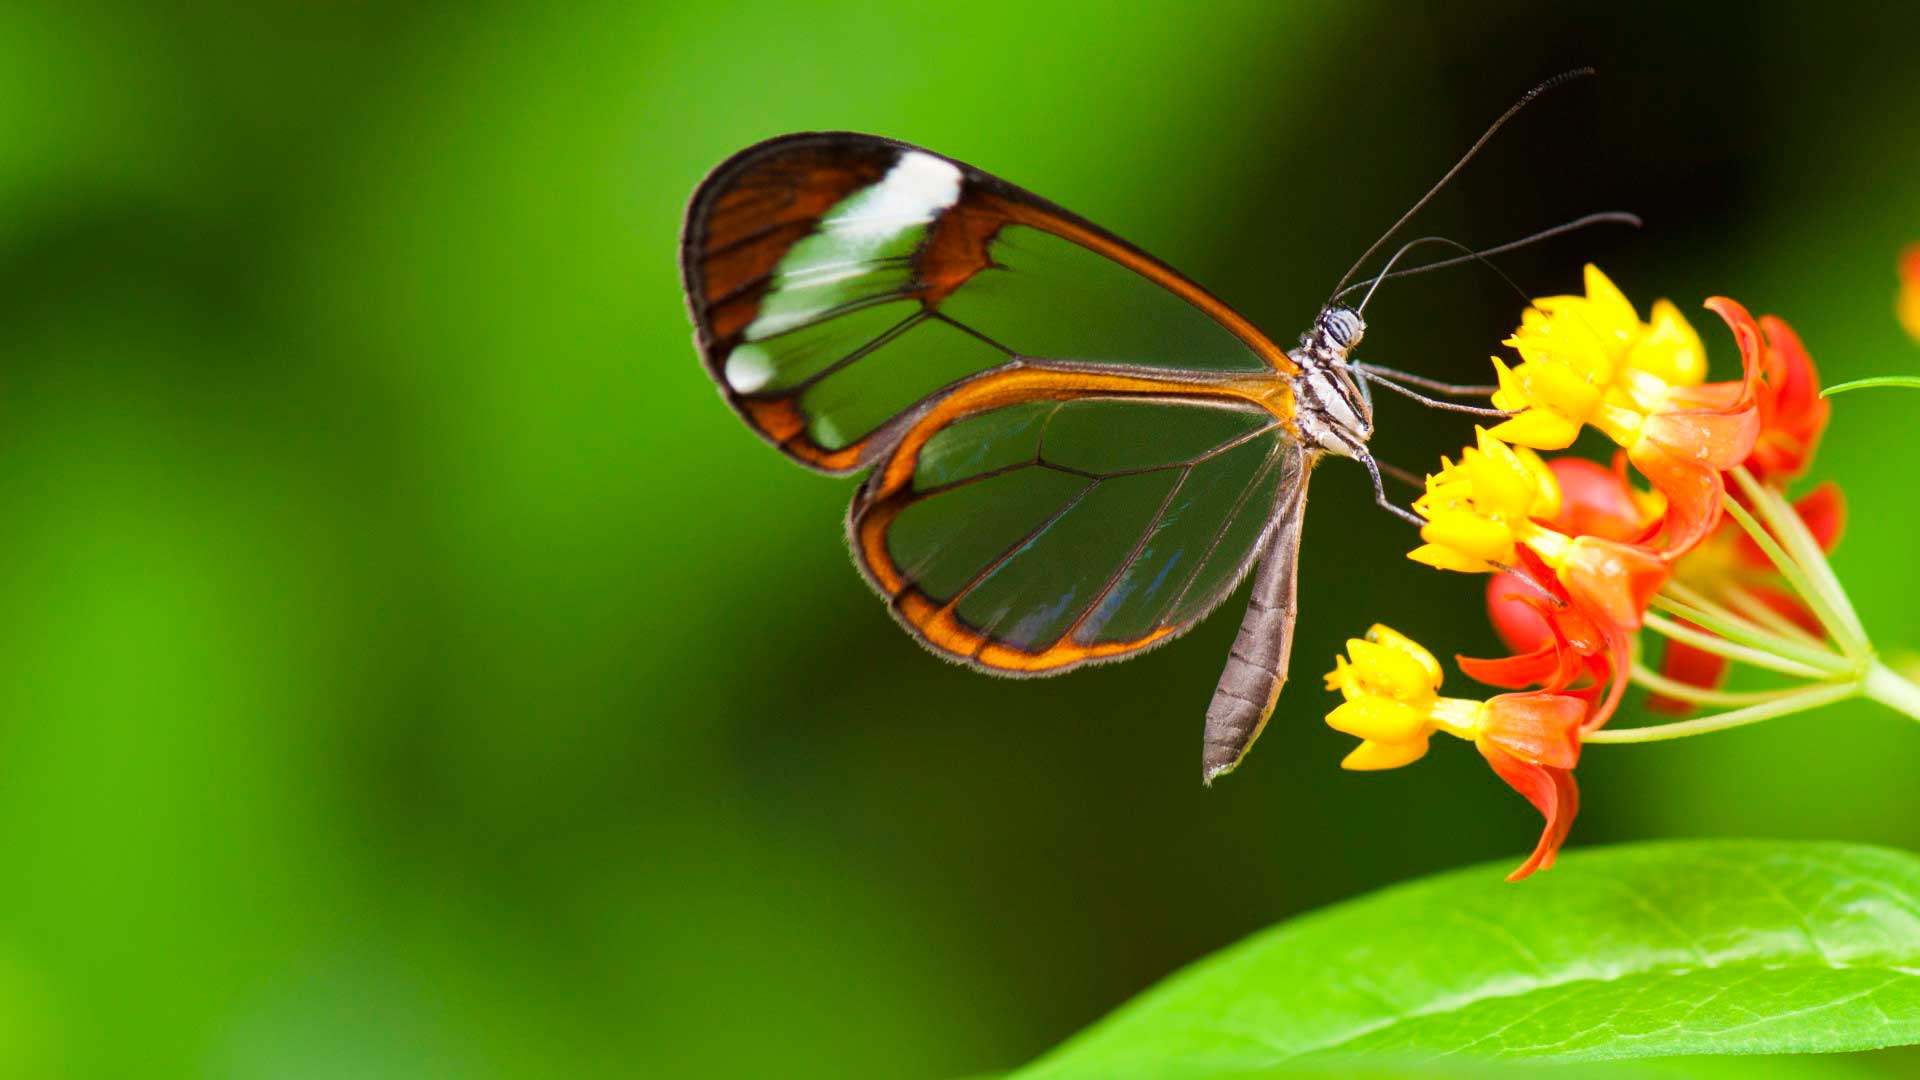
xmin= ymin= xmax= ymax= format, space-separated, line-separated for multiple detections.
xmin=678 ymin=74 xmax=1627 ymax=782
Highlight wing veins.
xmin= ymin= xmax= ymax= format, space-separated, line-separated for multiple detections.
xmin=941 ymin=480 xmax=1100 ymax=619
xmin=903 ymin=458 xmax=1041 ymax=501
xmin=927 ymin=311 xmax=1018 ymax=358
xmin=745 ymin=310 xmax=929 ymax=401
xmin=1160 ymin=439 xmax=1286 ymax=622
xmin=1049 ymin=464 xmax=1193 ymax=650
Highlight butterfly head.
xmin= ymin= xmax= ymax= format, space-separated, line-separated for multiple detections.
xmin=1292 ymin=305 xmax=1373 ymax=458
xmin=1314 ymin=305 xmax=1365 ymax=352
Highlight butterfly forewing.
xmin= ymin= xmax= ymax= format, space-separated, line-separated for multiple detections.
xmin=681 ymin=133 xmax=1298 ymax=473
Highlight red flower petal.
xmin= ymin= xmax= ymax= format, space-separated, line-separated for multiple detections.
xmin=1485 ymin=571 xmax=1552 ymax=654
xmin=1746 ymin=315 xmax=1829 ymax=482
xmin=1459 ymin=643 xmax=1563 ymax=689
xmin=1702 ymin=297 xmax=1767 ymax=415
xmin=1546 ymin=456 xmax=1654 ymax=542
xmin=1794 ymin=482 xmax=1845 ymax=552
xmin=1479 ymin=745 xmax=1580 ymax=881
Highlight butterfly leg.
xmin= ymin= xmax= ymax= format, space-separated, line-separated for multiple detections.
xmin=1357 ymin=449 xmax=1426 ymax=528
xmin=1356 ymin=364 xmax=1497 ymax=397
xmin=1358 ymin=369 xmax=1512 ymax=418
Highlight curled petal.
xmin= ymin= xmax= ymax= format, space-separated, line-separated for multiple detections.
xmin=1747 ymin=315 xmax=1829 ymax=482
xmin=1479 ymin=746 xmax=1580 ymax=881
xmin=1459 ymin=643 xmax=1563 ymax=690
xmin=1702 ymin=297 xmax=1767 ymax=415
xmin=1627 ymin=439 xmax=1730 ymax=559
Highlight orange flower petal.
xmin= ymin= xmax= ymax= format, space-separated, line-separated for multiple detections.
xmin=1557 ymin=536 xmax=1669 ymax=632
xmin=1480 ymin=693 xmax=1586 ymax=770
xmin=1479 ymin=746 xmax=1580 ymax=881
xmin=1627 ymin=439 xmax=1729 ymax=559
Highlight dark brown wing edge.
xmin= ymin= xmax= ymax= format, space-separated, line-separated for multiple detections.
xmin=678 ymin=132 xmax=1298 ymax=474
xmin=1201 ymin=449 xmax=1315 ymax=783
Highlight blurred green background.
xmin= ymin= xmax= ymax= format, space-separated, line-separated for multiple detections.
xmin=2 ymin=2 xmax=1918 ymax=1076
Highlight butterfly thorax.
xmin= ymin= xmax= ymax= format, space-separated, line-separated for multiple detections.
xmin=1287 ymin=305 xmax=1374 ymax=460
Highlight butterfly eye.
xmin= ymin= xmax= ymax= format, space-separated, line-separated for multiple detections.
xmin=1317 ymin=307 xmax=1364 ymax=350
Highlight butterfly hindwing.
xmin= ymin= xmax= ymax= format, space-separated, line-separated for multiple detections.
xmin=681 ymin=133 xmax=1299 ymax=473
xmin=850 ymin=382 xmax=1308 ymax=676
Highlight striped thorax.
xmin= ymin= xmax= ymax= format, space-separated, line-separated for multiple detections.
xmin=1289 ymin=305 xmax=1374 ymax=460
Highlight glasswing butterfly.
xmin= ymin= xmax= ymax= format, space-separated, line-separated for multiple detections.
xmin=679 ymin=73 xmax=1630 ymax=781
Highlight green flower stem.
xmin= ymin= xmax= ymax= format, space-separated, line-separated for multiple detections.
xmin=1645 ymin=593 xmax=1849 ymax=674
xmin=1585 ymin=681 xmax=1862 ymax=744
xmin=1719 ymin=490 xmax=1858 ymax=656
xmin=1730 ymin=466 xmax=1868 ymax=652
xmin=1821 ymin=375 xmax=1920 ymax=397
xmin=1642 ymin=611 xmax=1844 ymax=679
xmin=1863 ymin=661 xmax=1920 ymax=722
xmin=1627 ymin=661 xmax=1813 ymax=707
xmin=1716 ymin=585 xmax=1825 ymax=646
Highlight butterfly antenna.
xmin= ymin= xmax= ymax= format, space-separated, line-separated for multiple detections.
xmin=1327 ymin=68 xmax=1596 ymax=304
xmin=1352 ymin=235 xmax=1526 ymax=316
xmin=1337 ymin=211 xmax=1643 ymax=308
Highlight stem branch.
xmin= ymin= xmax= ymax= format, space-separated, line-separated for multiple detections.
xmin=1642 ymin=611 xmax=1846 ymax=679
xmin=1863 ymin=662 xmax=1920 ymax=722
xmin=1628 ymin=662 xmax=1811 ymax=707
xmin=1586 ymin=681 xmax=1861 ymax=743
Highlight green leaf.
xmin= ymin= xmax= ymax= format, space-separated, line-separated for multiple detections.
xmin=1820 ymin=375 xmax=1920 ymax=397
xmin=975 ymin=1056 xmax=1882 ymax=1080
xmin=1013 ymin=842 xmax=1920 ymax=1078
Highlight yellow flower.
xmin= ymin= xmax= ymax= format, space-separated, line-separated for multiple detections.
xmin=1323 ymin=627 xmax=1594 ymax=880
xmin=1488 ymin=265 xmax=1706 ymax=450
xmin=1323 ymin=626 xmax=1478 ymax=770
xmin=1409 ymin=429 xmax=1562 ymax=573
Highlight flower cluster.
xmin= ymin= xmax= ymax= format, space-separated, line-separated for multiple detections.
xmin=1324 ymin=266 xmax=1912 ymax=880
